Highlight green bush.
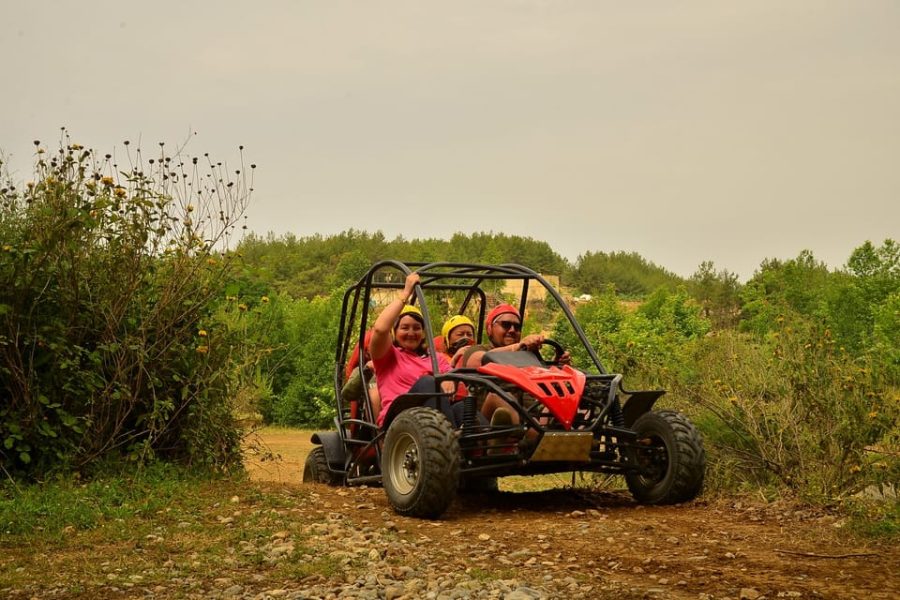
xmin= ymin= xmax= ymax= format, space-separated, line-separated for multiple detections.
xmin=682 ymin=322 xmax=898 ymax=501
xmin=553 ymin=278 xmax=899 ymax=502
xmin=0 ymin=132 xmax=254 ymax=479
xmin=554 ymin=286 xmax=709 ymax=389
xmin=216 ymin=289 xmax=342 ymax=429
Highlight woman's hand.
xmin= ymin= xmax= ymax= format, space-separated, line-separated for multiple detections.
xmin=401 ymin=272 xmax=420 ymax=301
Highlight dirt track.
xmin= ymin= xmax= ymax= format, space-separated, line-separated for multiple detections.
xmin=245 ymin=428 xmax=898 ymax=600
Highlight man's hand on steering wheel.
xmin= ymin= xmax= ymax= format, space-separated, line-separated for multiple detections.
xmin=525 ymin=337 xmax=571 ymax=366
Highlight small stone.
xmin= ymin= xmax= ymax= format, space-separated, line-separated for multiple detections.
xmin=385 ymin=586 xmax=403 ymax=600
xmin=505 ymin=587 xmax=543 ymax=599
xmin=740 ymin=588 xmax=761 ymax=600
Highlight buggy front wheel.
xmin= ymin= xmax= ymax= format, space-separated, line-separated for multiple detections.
xmin=626 ymin=410 xmax=705 ymax=504
xmin=382 ymin=407 xmax=460 ymax=518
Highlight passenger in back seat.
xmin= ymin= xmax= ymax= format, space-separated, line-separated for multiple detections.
xmin=439 ymin=314 xmax=476 ymax=367
xmin=341 ymin=330 xmax=381 ymax=421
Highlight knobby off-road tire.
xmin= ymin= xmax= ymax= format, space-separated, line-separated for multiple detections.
xmin=302 ymin=446 xmax=340 ymax=485
xmin=382 ymin=407 xmax=460 ymax=518
xmin=626 ymin=410 xmax=705 ymax=504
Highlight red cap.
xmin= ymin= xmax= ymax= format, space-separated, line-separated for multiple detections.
xmin=485 ymin=303 xmax=520 ymax=331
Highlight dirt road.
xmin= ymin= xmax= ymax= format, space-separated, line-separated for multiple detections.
xmin=244 ymin=428 xmax=898 ymax=600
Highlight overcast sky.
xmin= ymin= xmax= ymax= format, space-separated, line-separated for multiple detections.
xmin=2 ymin=1 xmax=898 ymax=280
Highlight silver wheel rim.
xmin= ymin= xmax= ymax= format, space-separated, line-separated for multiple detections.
xmin=388 ymin=432 xmax=419 ymax=495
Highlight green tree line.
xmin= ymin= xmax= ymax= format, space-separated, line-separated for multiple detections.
xmin=232 ymin=231 xmax=686 ymax=300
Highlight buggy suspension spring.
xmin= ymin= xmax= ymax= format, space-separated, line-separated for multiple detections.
xmin=462 ymin=395 xmax=478 ymax=430
xmin=610 ymin=397 xmax=625 ymax=428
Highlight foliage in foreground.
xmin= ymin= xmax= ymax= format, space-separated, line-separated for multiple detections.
xmin=0 ymin=133 xmax=254 ymax=479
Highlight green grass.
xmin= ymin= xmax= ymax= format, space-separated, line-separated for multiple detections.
xmin=0 ymin=462 xmax=226 ymax=541
xmin=846 ymin=499 xmax=900 ymax=538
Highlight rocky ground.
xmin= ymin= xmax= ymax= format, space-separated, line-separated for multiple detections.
xmin=3 ymin=429 xmax=897 ymax=599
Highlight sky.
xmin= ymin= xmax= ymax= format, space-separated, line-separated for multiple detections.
xmin=2 ymin=1 xmax=898 ymax=281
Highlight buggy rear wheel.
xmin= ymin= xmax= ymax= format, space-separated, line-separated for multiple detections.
xmin=382 ymin=407 xmax=460 ymax=518
xmin=626 ymin=410 xmax=705 ymax=504
xmin=302 ymin=446 xmax=340 ymax=485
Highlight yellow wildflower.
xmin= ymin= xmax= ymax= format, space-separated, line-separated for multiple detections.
xmin=101 ymin=176 xmax=114 ymax=186
xmin=238 ymin=303 xmax=248 ymax=312
xmin=198 ymin=330 xmax=208 ymax=338
xmin=260 ymin=296 xmax=270 ymax=304
xmin=196 ymin=345 xmax=209 ymax=354
xmin=114 ymin=187 xmax=126 ymax=198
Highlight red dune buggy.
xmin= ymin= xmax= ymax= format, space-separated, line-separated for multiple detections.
xmin=303 ymin=261 xmax=705 ymax=519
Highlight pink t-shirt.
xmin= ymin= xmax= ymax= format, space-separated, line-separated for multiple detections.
xmin=374 ymin=346 xmax=451 ymax=426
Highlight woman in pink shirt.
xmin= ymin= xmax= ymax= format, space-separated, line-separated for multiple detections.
xmin=370 ymin=272 xmax=456 ymax=427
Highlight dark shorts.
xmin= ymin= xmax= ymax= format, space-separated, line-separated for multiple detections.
xmin=409 ymin=376 xmax=488 ymax=428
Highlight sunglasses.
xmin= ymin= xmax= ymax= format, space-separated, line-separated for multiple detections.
xmin=494 ymin=320 xmax=521 ymax=332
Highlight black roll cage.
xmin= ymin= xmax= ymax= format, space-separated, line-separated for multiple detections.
xmin=325 ymin=261 xmax=665 ymax=485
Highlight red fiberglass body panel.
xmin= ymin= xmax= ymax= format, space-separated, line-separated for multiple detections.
xmin=476 ymin=363 xmax=586 ymax=430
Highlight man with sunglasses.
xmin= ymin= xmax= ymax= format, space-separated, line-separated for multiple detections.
xmin=458 ymin=303 xmax=574 ymax=433
xmin=460 ymin=303 xmax=546 ymax=368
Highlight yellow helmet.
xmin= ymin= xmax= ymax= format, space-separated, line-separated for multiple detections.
xmin=396 ymin=304 xmax=424 ymax=326
xmin=441 ymin=315 xmax=475 ymax=341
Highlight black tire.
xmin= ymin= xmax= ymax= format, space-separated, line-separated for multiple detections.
xmin=459 ymin=476 xmax=499 ymax=493
xmin=625 ymin=410 xmax=705 ymax=504
xmin=382 ymin=407 xmax=460 ymax=518
xmin=302 ymin=446 xmax=340 ymax=485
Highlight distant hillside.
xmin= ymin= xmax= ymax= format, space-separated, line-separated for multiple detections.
xmin=233 ymin=230 xmax=685 ymax=299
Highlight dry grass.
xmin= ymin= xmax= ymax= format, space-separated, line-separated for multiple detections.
xmin=242 ymin=426 xmax=317 ymax=484
xmin=242 ymin=426 xmax=611 ymax=493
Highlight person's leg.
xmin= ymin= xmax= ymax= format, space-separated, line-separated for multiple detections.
xmin=482 ymin=393 xmax=520 ymax=425
xmin=409 ymin=376 xmax=461 ymax=426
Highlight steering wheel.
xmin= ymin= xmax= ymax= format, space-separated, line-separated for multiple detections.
xmin=533 ymin=338 xmax=566 ymax=366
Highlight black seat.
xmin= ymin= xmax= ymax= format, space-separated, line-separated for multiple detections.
xmin=481 ymin=349 xmax=543 ymax=368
